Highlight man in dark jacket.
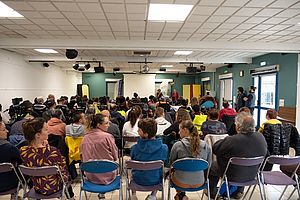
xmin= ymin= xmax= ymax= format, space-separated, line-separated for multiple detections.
xmin=208 ymin=112 xmax=268 ymax=199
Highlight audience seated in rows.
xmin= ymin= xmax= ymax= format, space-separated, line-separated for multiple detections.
xmin=207 ymin=112 xmax=268 ymax=199
xmin=0 ymin=115 xmax=22 ymax=198
xmin=130 ymin=118 xmax=168 ymax=200
xmin=201 ymin=109 xmax=227 ymax=139
xmin=80 ymin=114 xmax=118 ymax=199
xmin=20 ymin=117 xmax=74 ymax=199
xmin=170 ymin=120 xmax=212 ymax=200
xmin=227 ymin=107 xmax=251 ymax=136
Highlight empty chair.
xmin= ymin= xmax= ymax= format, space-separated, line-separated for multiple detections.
xmin=18 ymin=165 xmax=69 ymax=200
xmin=167 ymin=158 xmax=210 ymax=200
xmin=0 ymin=163 xmax=22 ymax=200
xmin=79 ymin=160 xmax=122 ymax=200
xmin=260 ymin=155 xmax=300 ymax=200
xmin=215 ymin=156 xmax=265 ymax=200
xmin=125 ymin=160 xmax=164 ymax=200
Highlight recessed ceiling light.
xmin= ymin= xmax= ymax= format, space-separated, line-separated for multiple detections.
xmin=0 ymin=1 xmax=24 ymax=18
xmin=34 ymin=49 xmax=58 ymax=54
xmin=161 ymin=65 xmax=173 ymax=68
xmin=148 ymin=4 xmax=193 ymax=21
xmin=174 ymin=51 xmax=193 ymax=55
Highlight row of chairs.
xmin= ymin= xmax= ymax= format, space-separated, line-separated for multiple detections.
xmin=1 ymin=155 xmax=299 ymax=200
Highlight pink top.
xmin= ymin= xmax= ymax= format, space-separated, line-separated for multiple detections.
xmin=80 ymin=128 xmax=118 ymax=185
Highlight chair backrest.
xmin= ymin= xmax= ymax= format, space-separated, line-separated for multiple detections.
xmin=0 ymin=163 xmax=15 ymax=173
xmin=266 ymin=155 xmax=300 ymax=165
xmin=80 ymin=159 xmax=119 ymax=174
xmin=123 ymin=135 xmax=140 ymax=143
xmin=229 ymin=156 xmax=265 ymax=167
xmin=126 ymin=160 xmax=163 ymax=171
xmin=18 ymin=165 xmax=59 ymax=177
xmin=172 ymin=158 xmax=209 ymax=172
xmin=204 ymin=134 xmax=228 ymax=161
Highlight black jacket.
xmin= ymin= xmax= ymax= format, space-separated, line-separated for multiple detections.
xmin=263 ymin=123 xmax=300 ymax=156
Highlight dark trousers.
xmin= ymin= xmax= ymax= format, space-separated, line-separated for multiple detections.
xmin=209 ymin=161 xmax=244 ymax=197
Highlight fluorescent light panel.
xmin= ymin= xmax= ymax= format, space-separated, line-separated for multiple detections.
xmin=34 ymin=49 xmax=58 ymax=53
xmin=161 ymin=65 xmax=173 ymax=68
xmin=148 ymin=4 xmax=193 ymax=21
xmin=0 ymin=1 xmax=24 ymax=18
xmin=174 ymin=51 xmax=193 ymax=55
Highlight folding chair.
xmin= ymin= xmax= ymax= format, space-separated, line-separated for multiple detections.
xmin=120 ymin=135 xmax=140 ymax=173
xmin=215 ymin=156 xmax=265 ymax=200
xmin=204 ymin=134 xmax=228 ymax=162
xmin=18 ymin=165 xmax=69 ymax=200
xmin=79 ymin=159 xmax=122 ymax=200
xmin=125 ymin=160 xmax=164 ymax=200
xmin=260 ymin=155 xmax=300 ymax=200
xmin=167 ymin=158 xmax=210 ymax=200
xmin=0 ymin=163 xmax=22 ymax=200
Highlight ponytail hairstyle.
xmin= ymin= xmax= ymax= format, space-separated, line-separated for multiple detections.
xmin=129 ymin=106 xmax=142 ymax=127
xmin=22 ymin=117 xmax=45 ymax=144
xmin=180 ymin=120 xmax=200 ymax=157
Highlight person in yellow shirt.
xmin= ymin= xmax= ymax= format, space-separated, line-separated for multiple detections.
xmin=258 ymin=109 xmax=282 ymax=133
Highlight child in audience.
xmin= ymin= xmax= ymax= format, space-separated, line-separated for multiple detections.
xmin=170 ymin=120 xmax=212 ymax=200
xmin=130 ymin=118 xmax=168 ymax=200
xmin=258 ymin=109 xmax=281 ymax=133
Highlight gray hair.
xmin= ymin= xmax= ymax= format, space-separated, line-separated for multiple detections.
xmin=235 ymin=112 xmax=256 ymax=134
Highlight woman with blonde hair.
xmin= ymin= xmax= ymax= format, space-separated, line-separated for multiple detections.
xmin=170 ymin=120 xmax=212 ymax=200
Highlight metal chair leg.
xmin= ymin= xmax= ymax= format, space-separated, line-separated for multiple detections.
xmin=241 ymin=185 xmax=251 ymax=200
xmin=279 ymin=185 xmax=288 ymax=200
xmin=287 ymin=187 xmax=296 ymax=200
xmin=224 ymin=176 xmax=230 ymax=200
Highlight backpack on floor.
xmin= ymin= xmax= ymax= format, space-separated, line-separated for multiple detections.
xmin=219 ymin=182 xmax=238 ymax=197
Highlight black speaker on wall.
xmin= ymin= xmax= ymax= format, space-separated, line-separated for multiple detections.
xmin=94 ymin=66 xmax=105 ymax=73
xmin=186 ymin=67 xmax=197 ymax=74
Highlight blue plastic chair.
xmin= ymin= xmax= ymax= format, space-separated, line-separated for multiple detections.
xmin=168 ymin=158 xmax=210 ymax=200
xmin=79 ymin=159 xmax=122 ymax=200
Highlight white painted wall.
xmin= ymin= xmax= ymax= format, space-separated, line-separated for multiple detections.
xmin=0 ymin=49 xmax=81 ymax=110
xmin=123 ymin=74 xmax=156 ymax=98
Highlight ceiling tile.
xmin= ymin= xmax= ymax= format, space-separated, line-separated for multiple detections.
xmin=262 ymin=17 xmax=288 ymax=24
xmin=235 ymin=8 xmax=261 ymax=16
xmin=255 ymin=8 xmax=283 ymax=17
xmin=76 ymin=25 xmax=95 ymax=31
xmin=28 ymin=2 xmax=57 ymax=11
xmin=19 ymin=11 xmax=44 ymax=18
xmin=93 ymin=25 xmax=111 ymax=31
xmin=201 ymin=22 xmax=220 ymax=29
xmin=214 ymin=7 xmax=240 ymax=16
xmin=31 ymin=19 xmax=53 ymax=25
xmin=58 ymin=25 xmax=77 ymax=31
xmin=291 ymin=2 xmax=300 ymax=8
xmin=129 ymin=26 xmax=145 ymax=32
xmin=65 ymin=30 xmax=82 ymax=35
xmin=252 ymin=24 xmax=274 ymax=30
xmin=226 ymin=16 xmax=248 ymax=23
xmin=218 ymin=23 xmax=238 ymax=29
xmin=125 ymin=0 xmax=148 ymax=3
xmin=81 ymin=31 xmax=98 ymax=36
xmin=268 ymin=24 xmax=291 ymax=31
xmin=245 ymin=17 xmax=268 ymax=23
xmin=126 ymin=4 xmax=147 ymax=13
xmin=198 ymin=0 xmax=224 ymax=6
xmin=186 ymin=15 xmax=209 ymax=22
xmin=64 ymin=12 xmax=85 ymax=19
xmin=193 ymin=6 xmax=217 ymax=15
xmin=212 ymin=28 xmax=229 ymax=34
xmin=89 ymin=20 xmax=109 ymax=26
xmin=130 ymin=31 xmax=144 ymax=36
xmin=102 ymin=3 xmax=125 ymax=13
xmin=206 ymin=16 xmax=229 ymax=23
xmin=0 ymin=19 xmax=15 ymax=25
xmin=243 ymin=29 xmax=263 ymax=34
xmin=4 ymin=24 xmax=25 ymax=30
xmin=245 ymin=0 xmax=275 ymax=8
xmin=48 ymin=30 xmax=66 ymax=35
xmin=50 ymin=19 xmax=72 ymax=26
xmin=223 ymin=0 xmax=249 ymax=7
xmin=69 ymin=19 xmax=90 ymax=26
xmin=2 ymin=1 xmax=34 ymax=11
xmin=39 ymin=25 xmax=60 ymax=30
xmin=85 ymin=12 xmax=106 ymax=19
xmin=196 ymin=28 xmax=214 ymax=33
xmin=40 ymin=12 xmax=65 ymax=19
xmin=106 ymin=13 xmax=126 ymax=20
xmin=78 ymin=3 xmax=102 ymax=12
xmin=22 ymin=24 xmax=42 ymax=30
xmin=268 ymin=0 xmax=299 ymax=8
xmin=281 ymin=18 xmax=300 ymax=25
xmin=275 ymin=9 xmax=300 ymax=17
xmin=228 ymin=29 xmax=246 ymax=34
xmin=235 ymin=23 xmax=256 ymax=29
xmin=53 ymin=2 xmax=80 ymax=12
xmin=259 ymin=30 xmax=278 ymax=35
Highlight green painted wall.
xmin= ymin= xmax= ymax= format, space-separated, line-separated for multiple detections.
xmin=215 ymin=53 xmax=298 ymax=107
xmin=82 ymin=73 xmax=197 ymax=98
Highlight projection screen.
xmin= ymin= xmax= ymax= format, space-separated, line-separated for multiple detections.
xmin=123 ymin=74 xmax=156 ymax=98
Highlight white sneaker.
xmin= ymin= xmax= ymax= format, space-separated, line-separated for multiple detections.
xmin=98 ymin=193 xmax=105 ymax=199
xmin=145 ymin=194 xmax=157 ymax=200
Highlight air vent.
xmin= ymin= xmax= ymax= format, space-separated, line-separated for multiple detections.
xmin=133 ymin=51 xmax=151 ymax=56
